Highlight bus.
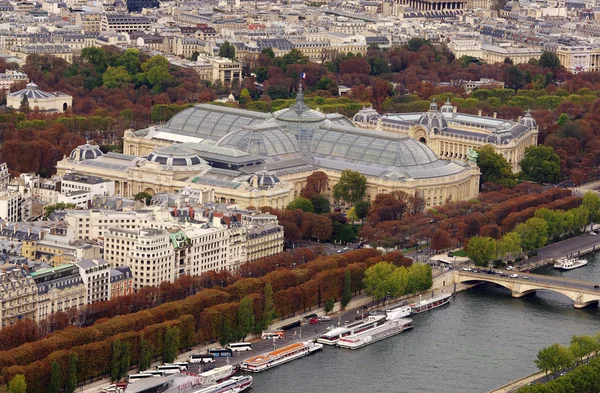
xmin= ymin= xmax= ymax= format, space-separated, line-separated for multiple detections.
xmin=189 ymin=354 xmax=215 ymax=364
xmin=156 ymin=365 xmax=182 ymax=375
xmin=126 ymin=373 xmax=155 ymax=383
xmin=139 ymin=370 xmax=164 ymax=377
xmin=207 ymin=348 xmax=233 ymax=357
xmin=261 ymin=330 xmax=285 ymax=340
xmin=226 ymin=342 xmax=253 ymax=352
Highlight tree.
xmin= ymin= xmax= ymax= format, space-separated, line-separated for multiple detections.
xmin=138 ymin=338 xmax=152 ymax=372
xmin=504 ymin=65 xmax=526 ymax=91
xmin=535 ymin=343 xmax=574 ymax=376
xmin=354 ymin=200 xmax=370 ymax=221
xmin=557 ymin=113 xmax=569 ymax=127
xmin=582 ymin=192 xmax=600 ymax=228
xmin=341 ymin=270 xmax=352 ymax=309
xmin=116 ymin=48 xmax=141 ymax=75
xmin=218 ymin=41 xmax=236 ymax=60
xmin=497 ymin=232 xmax=521 ymax=260
xmin=163 ymin=326 xmax=180 ymax=364
xmin=302 ymin=171 xmax=329 ymax=197
xmin=220 ymin=319 xmax=233 ymax=347
xmin=237 ymin=297 xmax=255 ymax=341
xmin=103 ymin=66 xmax=132 ymax=88
xmin=515 ymin=217 xmax=548 ymax=251
xmin=81 ymin=47 xmax=108 ymax=72
xmin=287 ymin=197 xmax=314 ymax=212
xmin=405 ymin=37 xmax=431 ymax=52
xmin=333 ymin=170 xmax=367 ymax=204
xmin=110 ymin=339 xmax=129 ymax=382
xmin=134 ymin=192 xmax=152 ymax=205
xmin=8 ymin=375 xmax=26 ymax=393
xmin=570 ymin=335 xmax=598 ymax=365
xmin=363 ymin=262 xmax=408 ymax=302
xmin=539 ymin=51 xmax=561 ymax=68
xmin=431 ymin=229 xmax=452 ymax=251
xmin=324 ymin=298 xmax=335 ymax=314
xmin=239 ymin=88 xmax=252 ymax=105
xmin=47 ymin=361 xmax=61 ymax=393
xmin=66 ymin=354 xmax=78 ymax=393
xmin=520 ymin=146 xmax=561 ymax=184
xmin=476 ymin=145 xmax=516 ymax=188
xmin=19 ymin=95 xmax=29 ymax=112
xmin=262 ymin=283 xmax=275 ymax=329
xmin=44 ymin=202 xmax=77 ymax=219
xmin=466 ymin=236 xmax=496 ymax=266
xmin=311 ymin=194 xmax=330 ymax=214
xmin=140 ymin=55 xmax=172 ymax=90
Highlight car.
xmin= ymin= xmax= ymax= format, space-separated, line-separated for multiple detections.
xmin=486 ymin=270 xmax=495 ymax=274
xmin=342 ymin=246 xmax=349 ymax=251
xmin=337 ymin=249 xmax=344 ymax=253
xmin=417 ymin=249 xmax=424 ymax=253
xmin=461 ymin=267 xmax=472 ymax=271
xmin=318 ymin=316 xmax=331 ymax=321
xmin=523 ymin=276 xmax=530 ymax=279
xmin=591 ymin=231 xmax=597 ymax=236
xmin=473 ymin=269 xmax=481 ymax=273
xmin=506 ymin=266 xmax=514 ymax=271
xmin=510 ymin=274 xmax=519 ymax=278
xmin=499 ymin=273 xmax=507 ymax=277
xmin=309 ymin=317 xmax=319 ymax=325
xmin=369 ymin=309 xmax=385 ymax=316
xmin=304 ymin=313 xmax=318 ymax=320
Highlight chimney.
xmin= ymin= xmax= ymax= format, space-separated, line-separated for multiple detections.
xmin=493 ymin=112 xmax=497 ymax=118
xmin=478 ymin=109 xmax=482 ymax=117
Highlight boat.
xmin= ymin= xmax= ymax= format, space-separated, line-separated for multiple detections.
xmin=386 ymin=304 xmax=412 ymax=320
xmin=337 ymin=318 xmax=413 ymax=349
xmin=239 ymin=341 xmax=322 ymax=373
xmin=316 ymin=315 xmax=386 ymax=345
xmin=554 ymin=257 xmax=587 ymax=270
xmin=194 ymin=375 xmax=253 ymax=393
xmin=199 ymin=365 xmax=237 ymax=384
xmin=410 ymin=292 xmax=452 ymax=314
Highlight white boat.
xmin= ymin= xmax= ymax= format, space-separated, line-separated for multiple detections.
xmin=239 ymin=341 xmax=322 ymax=373
xmin=317 ymin=315 xmax=386 ymax=345
xmin=554 ymin=257 xmax=587 ymax=270
xmin=337 ymin=318 xmax=413 ymax=349
xmin=198 ymin=365 xmax=237 ymax=384
xmin=410 ymin=292 xmax=452 ymax=314
xmin=386 ymin=305 xmax=412 ymax=320
xmin=194 ymin=376 xmax=253 ymax=393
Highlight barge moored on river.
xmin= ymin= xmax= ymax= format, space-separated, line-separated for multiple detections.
xmin=240 ymin=341 xmax=322 ymax=373
xmin=337 ymin=318 xmax=413 ymax=349
xmin=410 ymin=292 xmax=452 ymax=314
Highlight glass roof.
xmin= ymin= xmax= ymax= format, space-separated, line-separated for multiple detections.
xmin=162 ymin=104 xmax=271 ymax=141
xmin=216 ymin=125 xmax=299 ymax=157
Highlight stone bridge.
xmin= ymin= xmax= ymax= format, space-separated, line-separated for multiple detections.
xmin=455 ymin=270 xmax=600 ymax=309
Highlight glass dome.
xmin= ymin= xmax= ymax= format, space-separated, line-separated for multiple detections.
xmin=147 ymin=146 xmax=206 ymax=166
xmin=417 ymin=99 xmax=448 ymax=131
xmin=352 ymin=105 xmax=381 ymax=124
xmin=519 ymin=110 xmax=537 ymax=129
xmin=70 ymin=144 xmax=103 ymax=161
xmin=247 ymin=169 xmax=280 ymax=189
xmin=274 ymin=83 xmax=327 ymax=125
xmin=216 ymin=125 xmax=299 ymax=157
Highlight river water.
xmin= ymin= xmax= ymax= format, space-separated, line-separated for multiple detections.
xmin=249 ymin=253 xmax=600 ymax=393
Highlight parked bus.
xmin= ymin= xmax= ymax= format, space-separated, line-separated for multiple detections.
xmin=261 ymin=330 xmax=285 ymax=339
xmin=189 ymin=354 xmax=215 ymax=364
xmin=126 ymin=374 xmax=155 ymax=383
xmin=170 ymin=362 xmax=188 ymax=371
xmin=207 ymin=348 xmax=233 ymax=357
xmin=156 ymin=365 xmax=182 ymax=375
xmin=139 ymin=370 xmax=164 ymax=377
xmin=226 ymin=342 xmax=253 ymax=352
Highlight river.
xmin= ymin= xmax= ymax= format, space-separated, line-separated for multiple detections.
xmin=248 ymin=252 xmax=600 ymax=393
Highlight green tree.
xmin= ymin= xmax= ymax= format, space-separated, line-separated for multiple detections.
xmin=324 ymin=298 xmax=335 ymax=314
xmin=515 ymin=217 xmax=548 ymax=251
xmin=220 ymin=318 xmax=233 ymax=347
xmin=44 ymin=202 xmax=77 ymax=219
xmin=557 ymin=113 xmax=569 ymax=127
xmin=218 ymin=41 xmax=236 ymax=60
xmin=539 ymin=51 xmax=561 ymax=68
xmin=504 ymin=65 xmax=526 ymax=91
xmin=8 ymin=375 xmax=26 ymax=393
xmin=476 ymin=145 xmax=517 ymax=188
xmin=134 ymin=191 xmax=152 ymax=205
xmin=239 ymin=88 xmax=252 ymax=105
xmin=275 ymin=49 xmax=309 ymax=70
xmin=405 ymin=37 xmax=431 ymax=52
xmin=163 ymin=326 xmax=180 ymax=364
xmin=341 ymin=270 xmax=352 ymax=309
xmin=466 ymin=236 xmax=496 ymax=266
xmin=103 ymin=66 xmax=132 ymax=88
xmin=262 ymin=282 xmax=275 ymax=329
xmin=110 ymin=339 xmax=129 ymax=382
xmin=520 ymin=145 xmax=561 ymax=184
xmin=363 ymin=262 xmax=408 ymax=302
xmin=354 ymin=200 xmax=370 ymax=221
xmin=179 ymin=315 xmax=196 ymax=350
xmin=333 ymin=170 xmax=367 ymax=204
xmin=138 ymin=338 xmax=152 ymax=372
xmin=116 ymin=48 xmax=141 ymax=75
xmin=310 ymin=194 xmax=330 ymax=214
xmin=261 ymin=47 xmax=275 ymax=59
xmin=570 ymin=335 xmax=598 ymax=365
xmin=19 ymin=95 xmax=29 ymax=112
xmin=535 ymin=208 xmax=566 ymax=241
xmin=535 ymin=343 xmax=574 ymax=376
xmin=140 ymin=55 xmax=173 ymax=90
xmin=66 ymin=354 xmax=78 ymax=393
xmin=338 ymin=224 xmax=356 ymax=244
xmin=81 ymin=47 xmax=108 ymax=72
xmin=287 ymin=197 xmax=314 ymax=212
xmin=47 ymin=361 xmax=61 ymax=393
xmin=497 ymin=232 xmax=521 ymax=260
xmin=237 ymin=297 xmax=255 ymax=341
xmin=405 ymin=263 xmax=432 ymax=294
xmin=582 ymin=192 xmax=600 ymax=228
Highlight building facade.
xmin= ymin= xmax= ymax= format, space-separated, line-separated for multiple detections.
xmin=31 ymin=264 xmax=86 ymax=322
xmin=7 ymin=82 xmax=72 ymax=112
xmin=0 ymin=267 xmax=38 ymax=327
xmin=76 ymin=259 xmax=110 ymax=303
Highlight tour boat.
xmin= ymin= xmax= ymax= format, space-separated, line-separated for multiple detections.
xmin=337 ymin=318 xmax=413 ymax=350
xmin=554 ymin=257 xmax=588 ymax=270
xmin=410 ymin=292 xmax=452 ymax=314
xmin=386 ymin=304 xmax=412 ymax=320
xmin=199 ymin=365 xmax=238 ymax=384
xmin=240 ymin=341 xmax=323 ymax=373
xmin=194 ymin=375 xmax=253 ymax=393
xmin=317 ymin=315 xmax=386 ymax=345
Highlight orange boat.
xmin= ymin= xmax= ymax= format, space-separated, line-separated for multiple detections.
xmin=240 ymin=341 xmax=323 ymax=373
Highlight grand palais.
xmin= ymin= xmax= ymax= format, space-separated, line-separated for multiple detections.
xmin=56 ymin=88 xmax=538 ymax=209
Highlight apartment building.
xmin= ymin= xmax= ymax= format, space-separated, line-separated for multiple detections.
xmin=480 ymin=44 xmax=542 ymax=65
xmin=64 ymin=209 xmax=153 ymax=240
xmin=61 ymin=172 xmax=115 ymax=197
xmin=555 ymin=45 xmax=600 ymax=73
xmin=76 ymin=258 xmax=110 ymax=303
xmin=0 ymin=267 xmax=38 ymax=327
xmin=0 ymin=188 xmax=30 ymax=222
xmin=247 ymin=224 xmax=284 ymax=261
xmin=31 ymin=264 xmax=86 ymax=321
xmin=13 ymin=44 xmax=73 ymax=63
xmin=101 ymin=14 xmax=151 ymax=32
xmin=74 ymin=12 xmax=102 ymax=33
xmin=21 ymin=239 xmax=102 ymax=266
xmin=104 ymin=227 xmax=175 ymax=291
xmin=0 ymin=70 xmax=28 ymax=93
xmin=109 ymin=266 xmax=133 ymax=298
xmin=448 ymin=33 xmax=483 ymax=59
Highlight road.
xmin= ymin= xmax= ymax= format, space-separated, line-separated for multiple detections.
xmin=527 ymin=232 xmax=600 ymax=264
